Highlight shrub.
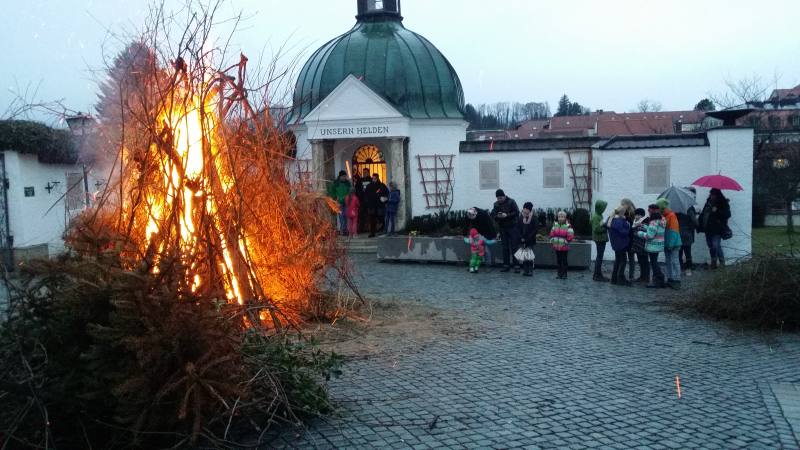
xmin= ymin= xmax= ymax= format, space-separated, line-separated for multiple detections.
xmin=0 ymin=120 xmax=79 ymax=164
xmin=0 ymin=252 xmax=342 ymax=449
xmin=689 ymin=255 xmax=800 ymax=330
xmin=571 ymin=208 xmax=591 ymax=236
xmin=406 ymin=209 xmax=469 ymax=235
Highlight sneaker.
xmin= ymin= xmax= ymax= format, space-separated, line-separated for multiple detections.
xmin=524 ymin=272 xmax=533 ymax=277
xmin=685 ymin=269 xmax=693 ymax=277
xmin=593 ymin=275 xmax=610 ymax=282
xmin=500 ymin=267 xmax=511 ymax=272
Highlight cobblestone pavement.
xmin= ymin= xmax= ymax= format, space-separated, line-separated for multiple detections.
xmin=272 ymin=257 xmax=800 ymax=449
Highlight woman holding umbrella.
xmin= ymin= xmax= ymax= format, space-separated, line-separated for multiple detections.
xmin=698 ymin=188 xmax=732 ymax=268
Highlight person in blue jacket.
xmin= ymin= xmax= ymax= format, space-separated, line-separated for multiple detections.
xmin=607 ymin=206 xmax=632 ymax=286
xmin=384 ymin=182 xmax=401 ymax=235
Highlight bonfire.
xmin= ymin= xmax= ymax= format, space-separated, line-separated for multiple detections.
xmin=0 ymin=7 xmax=351 ymax=448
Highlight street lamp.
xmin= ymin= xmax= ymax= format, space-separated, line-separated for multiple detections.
xmin=65 ymin=112 xmax=94 ymax=208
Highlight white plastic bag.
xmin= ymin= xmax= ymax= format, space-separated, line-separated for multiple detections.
xmin=514 ymin=247 xmax=535 ymax=262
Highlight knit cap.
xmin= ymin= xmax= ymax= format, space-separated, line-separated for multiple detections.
xmin=655 ymin=198 xmax=670 ymax=211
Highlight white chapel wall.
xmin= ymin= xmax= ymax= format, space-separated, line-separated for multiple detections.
xmin=455 ymin=149 xmax=575 ymax=212
xmin=406 ymin=119 xmax=468 ymax=217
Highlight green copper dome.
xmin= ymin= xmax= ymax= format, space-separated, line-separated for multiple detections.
xmin=291 ymin=5 xmax=465 ymax=121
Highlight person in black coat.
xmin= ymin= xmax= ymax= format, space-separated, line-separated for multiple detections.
xmin=365 ymin=173 xmax=388 ymax=237
xmin=517 ymin=201 xmax=538 ymax=276
xmin=491 ymin=189 xmax=521 ymax=272
xmin=466 ymin=207 xmax=497 ymax=239
xmin=698 ymin=188 xmax=732 ymax=268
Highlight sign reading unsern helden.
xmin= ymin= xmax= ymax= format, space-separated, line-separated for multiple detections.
xmin=319 ymin=126 xmax=390 ymax=137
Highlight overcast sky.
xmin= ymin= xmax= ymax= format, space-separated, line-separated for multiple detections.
xmin=3 ymin=0 xmax=800 ymax=123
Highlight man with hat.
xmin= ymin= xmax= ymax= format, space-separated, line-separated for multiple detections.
xmin=491 ymin=189 xmax=521 ymax=272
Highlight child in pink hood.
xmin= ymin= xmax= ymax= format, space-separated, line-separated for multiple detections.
xmin=464 ymin=228 xmax=486 ymax=273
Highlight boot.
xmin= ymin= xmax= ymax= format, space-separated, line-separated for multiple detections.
xmin=647 ymin=274 xmax=665 ymax=289
xmin=718 ymin=257 xmax=725 ymax=267
xmin=710 ymin=257 xmax=718 ymax=269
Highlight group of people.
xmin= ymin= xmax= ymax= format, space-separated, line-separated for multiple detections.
xmin=328 ymin=169 xmax=401 ymax=238
xmin=593 ymin=187 xmax=732 ymax=289
xmin=464 ymin=189 xmax=575 ymax=278
xmin=463 ymin=187 xmax=733 ymax=285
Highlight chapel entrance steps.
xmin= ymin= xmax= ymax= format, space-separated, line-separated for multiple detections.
xmin=338 ymin=236 xmax=378 ymax=254
xmin=566 ymin=150 xmax=593 ymax=211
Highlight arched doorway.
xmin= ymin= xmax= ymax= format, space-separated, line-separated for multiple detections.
xmin=352 ymin=144 xmax=387 ymax=183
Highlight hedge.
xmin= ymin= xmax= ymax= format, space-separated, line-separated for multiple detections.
xmin=0 ymin=120 xmax=79 ymax=164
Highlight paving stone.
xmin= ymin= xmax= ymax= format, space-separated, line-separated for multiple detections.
xmin=265 ymin=256 xmax=800 ymax=449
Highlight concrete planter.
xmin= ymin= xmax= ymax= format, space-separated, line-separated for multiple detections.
xmin=376 ymin=236 xmax=591 ymax=269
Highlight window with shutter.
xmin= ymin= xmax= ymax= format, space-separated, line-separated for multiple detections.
xmin=543 ymin=158 xmax=564 ymax=188
xmin=479 ymin=160 xmax=499 ymax=190
xmin=66 ymin=172 xmax=85 ymax=210
xmin=644 ymin=158 xmax=670 ymax=194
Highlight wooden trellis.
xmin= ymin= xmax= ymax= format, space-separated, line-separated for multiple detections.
xmin=416 ymin=154 xmax=455 ymax=209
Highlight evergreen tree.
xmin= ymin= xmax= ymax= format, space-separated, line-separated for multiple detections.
xmin=694 ymin=98 xmax=716 ymax=111
xmin=556 ymin=94 xmax=571 ymax=117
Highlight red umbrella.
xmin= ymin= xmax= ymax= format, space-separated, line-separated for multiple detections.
xmin=691 ymin=174 xmax=744 ymax=191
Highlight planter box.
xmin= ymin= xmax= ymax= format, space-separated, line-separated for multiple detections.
xmin=376 ymin=236 xmax=591 ymax=269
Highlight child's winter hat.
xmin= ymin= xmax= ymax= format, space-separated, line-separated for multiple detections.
xmin=655 ymin=198 xmax=670 ymax=211
xmin=523 ymin=201 xmax=533 ymax=211
xmin=469 ymin=228 xmax=479 ymax=237
xmin=635 ymin=208 xmax=646 ymax=216
xmin=647 ymin=203 xmax=659 ymax=212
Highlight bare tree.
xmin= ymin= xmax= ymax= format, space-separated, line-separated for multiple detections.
xmin=709 ymin=74 xmax=773 ymax=109
xmin=636 ymin=99 xmax=662 ymax=113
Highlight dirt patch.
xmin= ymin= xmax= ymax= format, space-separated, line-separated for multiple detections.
xmin=304 ymin=299 xmax=482 ymax=360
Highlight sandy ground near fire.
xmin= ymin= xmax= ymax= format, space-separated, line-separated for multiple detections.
xmin=304 ymin=299 xmax=487 ymax=361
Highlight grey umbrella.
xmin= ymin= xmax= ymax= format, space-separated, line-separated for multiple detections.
xmin=657 ymin=186 xmax=696 ymax=214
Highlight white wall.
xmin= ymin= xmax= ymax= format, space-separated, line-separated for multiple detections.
xmin=406 ymin=119 xmax=468 ymax=217
xmin=454 ymin=127 xmax=755 ymax=265
xmin=455 ymin=149 xmax=574 ymax=212
xmin=4 ymin=152 xmax=92 ymax=255
xmin=594 ymin=146 xmax=711 ymax=263
xmin=707 ymin=127 xmax=754 ymax=261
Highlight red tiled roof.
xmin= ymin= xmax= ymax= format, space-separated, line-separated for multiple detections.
xmin=769 ymin=84 xmax=800 ymax=101
xmin=514 ymin=119 xmax=549 ymax=138
xmin=596 ymin=117 xmax=675 ymax=137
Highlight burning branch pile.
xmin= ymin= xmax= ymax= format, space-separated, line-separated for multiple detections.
xmin=1 ymin=5 xmax=352 ymax=448
xmin=93 ymin=50 xmax=340 ymax=329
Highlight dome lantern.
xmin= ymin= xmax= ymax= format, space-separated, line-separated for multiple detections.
xmin=356 ymin=0 xmax=402 ymax=21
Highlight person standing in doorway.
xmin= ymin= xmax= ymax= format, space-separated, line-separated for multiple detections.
xmin=345 ymin=187 xmax=360 ymax=237
xmin=590 ymin=199 xmax=610 ymax=282
xmin=365 ymin=173 xmax=388 ymax=238
xmin=549 ymin=210 xmax=574 ymax=279
xmin=491 ymin=189 xmax=521 ymax=272
xmin=698 ymin=188 xmax=731 ymax=269
xmin=327 ymin=170 xmax=351 ymax=235
xmin=355 ymin=168 xmax=371 ymax=233
xmin=385 ymin=181 xmax=401 ymax=235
